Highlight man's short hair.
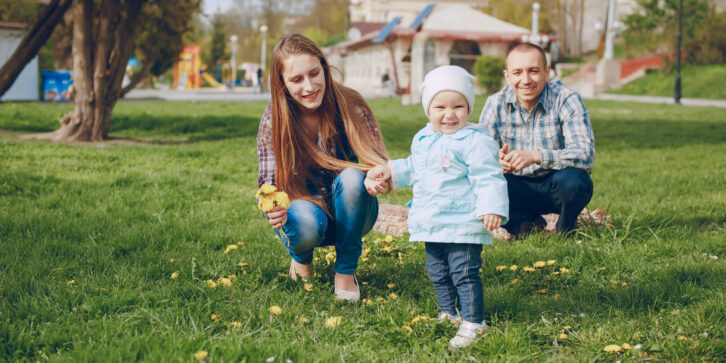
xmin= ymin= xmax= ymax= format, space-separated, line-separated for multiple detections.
xmin=504 ymin=42 xmax=548 ymax=70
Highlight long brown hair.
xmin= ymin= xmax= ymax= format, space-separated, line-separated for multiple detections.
xmin=270 ymin=34 xmax=388 ymax=210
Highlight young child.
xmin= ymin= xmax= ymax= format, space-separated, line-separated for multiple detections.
xmin=365 ymin=65 xmax=508 ymax=348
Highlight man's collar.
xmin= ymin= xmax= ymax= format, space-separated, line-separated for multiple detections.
xmin=504 ymin=82 xmax=551 ymax=113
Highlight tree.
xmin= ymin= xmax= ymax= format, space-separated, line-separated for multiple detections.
xmin=32 ymin=0 xmax=144 ymax=142
xmin=121 ymin=0 xmax=202 ymax=97
xmin=0 ymin=0 xmax=73 ymax=98
xmin=206 ymin=13 xmax=228 ymax=71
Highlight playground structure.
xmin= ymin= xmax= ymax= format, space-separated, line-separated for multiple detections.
xmin=172 ymin=45 xmax=263 ymax=90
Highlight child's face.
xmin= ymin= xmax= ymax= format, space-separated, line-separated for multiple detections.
xmin=428 ymin=91 xmax=469 ymax=134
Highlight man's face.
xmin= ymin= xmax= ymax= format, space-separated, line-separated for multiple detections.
xmin=503 ymin=49 xmax=550 ymax=111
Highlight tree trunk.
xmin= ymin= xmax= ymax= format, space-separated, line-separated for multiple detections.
xmin=120 ymin=52 xmax=156 ymax=97
xmin=35 ymin=0 xmax=144 ymax=142
xmin=0 ymin=0 xmax=73 ymax=98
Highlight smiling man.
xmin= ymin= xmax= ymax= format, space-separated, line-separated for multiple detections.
xmin=478 ymin=43 xmax=595 ymax=237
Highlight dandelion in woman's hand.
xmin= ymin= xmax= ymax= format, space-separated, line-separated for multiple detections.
xmin=256 ymin=184 xmax=290 ymax=212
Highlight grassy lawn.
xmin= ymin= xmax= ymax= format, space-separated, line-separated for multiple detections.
xmin=1 ymin=97 xmax=725 ymax=361
xmin=610 ymin=64 xmax=726 ymax=100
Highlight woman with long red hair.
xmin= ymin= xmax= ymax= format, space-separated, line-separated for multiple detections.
xmin=257 ymin=34 xmax=389 ymax=301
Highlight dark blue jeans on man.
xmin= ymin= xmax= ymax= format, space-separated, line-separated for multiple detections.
xmin=503 ymin=168 xmax=593 ymax=235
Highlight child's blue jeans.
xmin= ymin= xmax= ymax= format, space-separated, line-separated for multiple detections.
xmin=425 ymin=242 xmax=484 ymax=323
xmin=275 ymin=168 xmax=378 ymax=275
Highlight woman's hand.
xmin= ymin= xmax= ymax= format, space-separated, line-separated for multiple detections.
xmin=478 ymin=214 xmax=503 ymax=232
xmin=365 ymin=165 xmax=391 ymax=196
xmin=266 ymin=206 xmax=288 ymax=229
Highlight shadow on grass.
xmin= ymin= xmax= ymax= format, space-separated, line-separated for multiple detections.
xmin=110 ymin=114 xmax=261 ymax=142
xmin=593 ymin=119 xmax=726 ymax=150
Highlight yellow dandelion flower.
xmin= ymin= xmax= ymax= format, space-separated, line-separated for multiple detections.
xmin=66 ymin=280 xmax=75 ymax=286
xmin=510 ymin=279 xmax=519 ymax=285
xmin=677 ymin=336 xmax=687 ymax=341
xmin=361 ymin=237 xmax=367 ymax=242
xmin=563 ymin=326 xmax=572 ymax=331
xmin=256 ymin=184 xmax=277 ymax=199
xmin=362 ymin=248 xmax=371 ymax=256
xmin=236 ymin=241 xmax=245 ymax=246
xmin=361 ymin=281 xmax=368 ymax=285
xmin=205 ymin=279 xmax=217 ymax=288
xmin=324 ymin=316 xmax=342 ymax=328
xmin=211 ymin=313 xmax=219 ymax=322
xmin=227 ymin=275 xmax=236 ymax=281
xmin=603 ymin=344 xmax=622 ymax=353
xmin=218 ymin=277 xmax=232 ymax=287
xmin=537 ymin=289 xmax=548 ymax=294
xmin=274 ymin=191 xmax=290 ymax=209
xmin=523 ymin=267 xmax=536 ymax=272
xmin=304 ymin=283 xmax=313 ymax=292
xmin=387 ymin=283 xmax=396 ymax=288
xmin=376 ymin=297 xmax=387 ymax=304
xmin=313 ymin=273 xmax=322 ymax=278
xmin=382 ymin=246 xmax=393 ymax=254
xmin=510 ymin=265 xmax=518 ymax=271
xmin=384 ymin=235 xmax=394 ymax=243
xmin=299 ymin=317 xmax=310 ymax=325
xmin=361 ymin=257 xmax=369 ymax=263
xmin=558 ymin=333 xmax=568 ymax=339
xmin=496 ymin=265 xmax=507 ymax=271
xmin=553 ymin=271 xmax=561 ymax=275
xmin=224 ymin=244 xmax=238 ymax=254
xmin=599 ymin=267 xmax=606 ymax=271
xmin=269 ymin=305 xmax=282 ymax=315
xmin=547 ymin=260 xmax=556 ymax=266
xmin=169 ymin=258 xmax=176 ymax=263
xmin=171 ymin=272 xmax=179 ymax=279
xmin=230 ymin=321 xmax=242 ymax=328
xmin=611 ymin=280 xmax=620 ymax=285
xmin=560 ymin=267 xmax=570 ymax=274
xmin=361 ymin=299 xmax=373 ymax=306
xmin=194 ymin=350 xmax=208 ymax=360
xmin=258 ymin=198 xmax=276 ymax=212
xmin=389 ymin=293 xmax=399 ymax=300
xmin=402 ymin=325 xmax=413 ymax=333
xmin=622 ymin=343 xmax=632 ymax=350
xmin=533 ymin=261 xmax=546 ymax=268
xmin=552 ymin=294 xmax=560 ymax=300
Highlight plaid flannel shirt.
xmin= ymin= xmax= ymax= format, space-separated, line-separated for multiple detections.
xmin=478 ymin=81 xmax=595 ymax=177
xmin=257 ymin=103 xmax=383 ymax=188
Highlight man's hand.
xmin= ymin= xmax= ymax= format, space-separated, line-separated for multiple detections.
xmin=365 ymin=164 xmax=391 ymax=196
xmin=478 ymin=214 xmax=503 ymax=232
xmin=500 ymin=144 xmax=542 ymax=173
xmin=266 ymin=206 xmax=287 ymax=229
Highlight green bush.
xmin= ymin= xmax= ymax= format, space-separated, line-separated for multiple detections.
xmin=473 ymin=55 xmax=505 ymax=93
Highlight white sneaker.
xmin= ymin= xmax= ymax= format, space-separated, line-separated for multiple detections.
xmin=436 ymin=312 xmax=462 ymax=327
xmin=449 ymin=320 xmax=487 ymax=348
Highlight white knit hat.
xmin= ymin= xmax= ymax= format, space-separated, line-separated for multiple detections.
xmin=420 ymin=65 xmax=477 ymax=118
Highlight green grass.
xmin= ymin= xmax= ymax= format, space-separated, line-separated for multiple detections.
xmin=610 ymin=64 xmax=726 ymax=100
xmin=1 ymin=97 xmax=725 ymax=361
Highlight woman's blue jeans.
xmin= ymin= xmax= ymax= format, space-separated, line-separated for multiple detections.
xmin=425 ymin=242 xmax=484 ymax=323
xmin=275 ymin=168 xmax=378 ymax=275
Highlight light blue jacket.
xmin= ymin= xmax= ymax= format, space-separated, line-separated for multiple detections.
xmin=390 ymin=123 xmax=509 ymax=244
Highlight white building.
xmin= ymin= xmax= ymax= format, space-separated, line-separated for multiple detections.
xmin=0 ymin=22 xmax=39 ymax=101
xmin=327 ymin=2 xmax=540 ymax=103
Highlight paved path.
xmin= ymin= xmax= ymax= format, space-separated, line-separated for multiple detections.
xmin=592 ymin=93 xmax=726 ymax=108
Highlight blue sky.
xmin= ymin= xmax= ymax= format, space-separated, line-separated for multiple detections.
xmin=202 ymin=0 xmax=235 ymax=16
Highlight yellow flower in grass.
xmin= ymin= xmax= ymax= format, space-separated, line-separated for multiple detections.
xmin=384 ymin=235 xmax=394 ymax=243
xmin=547 ymin=260 xmax=556 ymax=266
xmin=621 ymin=343 xmax=632 ymax=350
xmin=324 ymin=316 xmax=342 ymax=328
xmin=169 ymin=258 xmax=176 ymax=263
xmin=560 ymin=267 xmax=570 ymax=274
xmin=299 ymin=317 xmax=310 ymax=325
xmin=603 ymin=344 xmax=623 ymax=353
xmin=537 ymin=289 xmax=548 ymax=294
xmin=361 ymin=299 xmax=373 ymax=306
xmin=533 ymin=261 xmax=546 ymax=268
xmin=677 ymin=335 xmax=687 ymax=341
xmin=194 ymin=350 xmax=208 ymax=360
xmin=563 ymin=325 xmax=572 ymax=332
xmin=66 ymin=280 xmax=75 ymax=286
xmin=558 ymin=333 xmax=568 ymax=339
xmin=523 ymin=267 xmax=536 ymax=272
xmin=552 ymin=294 xmax=560 ymax=300
xmin=621 ymin=282 xmax=628 ymax=287
xmin=387 ymin=283 xmax=396 ymax=289
xmin=382 ymin=246 xmax=393 ymax=254
xmin=269 ymin=305 xmax=282 ymax=315
xmin=230 ymin=321 xmax=242 ymax=328
xmin=236 ymin=241 xmax=245 ymax=246
xmin=224 ymin=244 xmax=238 ymax=254
xmin=218 ymin=277 xmax=232 ymax=287
xmin=510 ymin=279 xmax=519 ymax=285
xmin=389 ymin=293 xmax=399 ymax=300
xmin=402 ymin=325 xmax=413 ymax=333
xmin=210 ymin=314 xmax=219 ymax=322
xmin=376 ymin=297 xmax=387 ymax=304
xmin=227 ymin=275 xmax=236 ymax=281
xmin=510 ymin=265 xmax=518 ymax=271
xmin=496 ymin=265 xmax=507 ymax=271
xmin=304 ymin=283 xmax=313 ymax=292
xmin=205 ymin=279 xmax=218 ymax=288
xmin=171 ymin=272 xmax=179 ymax=279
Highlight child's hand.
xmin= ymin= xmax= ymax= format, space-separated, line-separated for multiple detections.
xmin=365 ymin=164 xmax=391 ymax=196
xmin=478 ymin=214 xmax=503 ymax=232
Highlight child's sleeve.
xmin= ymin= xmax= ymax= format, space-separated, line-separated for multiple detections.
xmin=389 ymin=156 xmax=413 ymax=189
xmin=466 ymin=133 xmax=509 ymax=224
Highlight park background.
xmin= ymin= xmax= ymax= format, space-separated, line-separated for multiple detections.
xmin=1 ymin=0 xmax=725 ymax=361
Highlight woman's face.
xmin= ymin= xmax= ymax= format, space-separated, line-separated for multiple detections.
xmin=281 ymin=53 xmax=326 ymax=112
